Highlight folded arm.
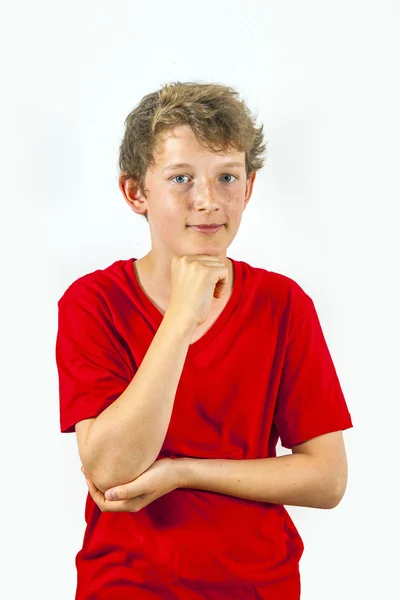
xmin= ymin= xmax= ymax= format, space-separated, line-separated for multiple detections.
xmin=178 ymin=431 xmax=348 ymax=509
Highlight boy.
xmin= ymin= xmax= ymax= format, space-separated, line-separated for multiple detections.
xmin=56 ymin=81 xmax=353 ymax=599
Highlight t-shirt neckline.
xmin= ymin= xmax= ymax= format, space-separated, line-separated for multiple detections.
xmin=126 ymin=256 xmax=243 ymax=356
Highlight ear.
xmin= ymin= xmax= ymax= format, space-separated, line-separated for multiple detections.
xmin=118 ymin=172 xmax=148 ymax=217
xmin=244 ymin=172 xmax=257 ymax=209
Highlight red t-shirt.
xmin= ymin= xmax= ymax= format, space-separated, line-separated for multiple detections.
xmin=56 ymin=256 xmax=353 ymax=600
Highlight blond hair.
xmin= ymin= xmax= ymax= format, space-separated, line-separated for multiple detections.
xmin=118 ymin=80 xmax=268 ymax=221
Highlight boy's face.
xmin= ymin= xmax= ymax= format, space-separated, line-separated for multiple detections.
xmin=121 ymin=124 xmax=256 ymax=260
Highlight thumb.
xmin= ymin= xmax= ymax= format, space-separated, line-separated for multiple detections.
xmin=105 ymin=487 xmax=121 ymax=501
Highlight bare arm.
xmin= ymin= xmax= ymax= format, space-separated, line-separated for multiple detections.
xmin=178 ymin=452 xmax=343 ymax=509
xmin=81 ymin=308 xmax=196 ymax=492
xmin=98 ymin=432 xmax=347 ymax=510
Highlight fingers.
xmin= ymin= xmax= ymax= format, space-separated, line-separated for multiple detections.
xmin=85 ymin=477 xmax=126 ymax=511
xmin=85 ymin=476 xmax=103 ymax=502
xmin=105 ymin=488 xmax=118 ymax=501
xmin=80 ymin=465 xmax=147 ymax=512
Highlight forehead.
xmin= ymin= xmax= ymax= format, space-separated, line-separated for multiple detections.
xmin=154 ymin=124 xmax=244 ymax=167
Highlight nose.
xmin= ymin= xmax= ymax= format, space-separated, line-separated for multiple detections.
xmin=192 ymin=181 xmax=220 ymax=212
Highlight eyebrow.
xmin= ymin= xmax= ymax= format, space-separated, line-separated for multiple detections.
xmin=162 ymin=160 xmax=244 ymax=172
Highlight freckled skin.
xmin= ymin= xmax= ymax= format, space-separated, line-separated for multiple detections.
xmin=118 ymin=124 xmax=257 ymax=290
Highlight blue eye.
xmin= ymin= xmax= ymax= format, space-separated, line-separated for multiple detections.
xmin=220 ymin=174 xmax=237 ymax=183
xmin=171 ymin=175 xmax=189 ymax=184
xmin=170 ymin=174 xmax=237 ymax=184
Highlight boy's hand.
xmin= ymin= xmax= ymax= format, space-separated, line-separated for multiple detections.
xmin=80 ymin=458 xmax=185 ymax=512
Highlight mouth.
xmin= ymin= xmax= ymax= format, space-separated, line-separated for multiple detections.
xmin=188 ymin=225 xmax=223 ymax=234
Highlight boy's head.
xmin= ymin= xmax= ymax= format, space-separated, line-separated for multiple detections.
xmin=118 ymin=81 xmax=267 ymax=259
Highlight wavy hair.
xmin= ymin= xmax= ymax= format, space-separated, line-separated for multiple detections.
xmin=118 ymin=80 xmax=268 ymax=221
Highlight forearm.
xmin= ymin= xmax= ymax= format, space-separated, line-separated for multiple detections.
xmin=85 ymin=309 xmax=196 ymax=492
xmin=179 ymin=454 xmax=340 ymax=509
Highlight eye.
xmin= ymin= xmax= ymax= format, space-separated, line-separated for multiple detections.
xmin=220 ymin=174 xmax=237 ymax=183
xmin=170 ymin=174 xmax=238 ymax=184
xmin=171 ymin=174 xmax=190 ymax=184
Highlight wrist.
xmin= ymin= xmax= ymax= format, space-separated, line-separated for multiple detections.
xmin=174 ymin=457 xmax=194 ymax=489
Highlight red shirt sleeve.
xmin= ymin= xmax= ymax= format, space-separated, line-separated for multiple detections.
xmin=56 ymin=282 xmax=133 ymax=433
xmin=274 ymin=293 xmax=353 ymax=449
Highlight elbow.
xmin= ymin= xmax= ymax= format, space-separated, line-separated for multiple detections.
xmin=89 ymin=458 xmax=150 ymax=494
xmin=81 ymin=437 xmax=144 ymax=493
xmin=322 ymin=479 xmax=348 ymax=509
xmin=89 ymin=471 xmax=112 ymax=495
xmin=81 ymin=430 xmax=158 ymax=492
xmin=81 ymin=462 xmax=110 ymax=494
xmin=88 ymin=464 xmax=128 ymax=494
xmin=81 ymin=454 xmax=122 ymax=494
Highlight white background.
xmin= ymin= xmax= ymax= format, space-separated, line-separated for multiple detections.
xmin=1 ymin=1 xmax=399 ymax=598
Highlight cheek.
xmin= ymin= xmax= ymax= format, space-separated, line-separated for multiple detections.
xmin=225 ymin=194 xmax=243 ymax=214
xmin=162 ymin=191 xmax=190 ymax=211
xmin=175 ymin=193 xmax=190 ymax=211
xmin=156 ymin=203 xmax=188 ymax=235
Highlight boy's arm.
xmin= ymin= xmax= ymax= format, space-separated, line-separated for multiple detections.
xmin=177 ymin=430 xmax=348 ymax=509
xmin=81 ymin=308 xmax=196 ymax=493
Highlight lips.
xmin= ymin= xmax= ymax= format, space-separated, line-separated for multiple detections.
xmin=189 ymin=225 xmax=223 ymax=234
